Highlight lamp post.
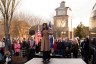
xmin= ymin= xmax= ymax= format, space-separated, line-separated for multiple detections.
xmin=69 ymin=7 xmax=73 ymax=39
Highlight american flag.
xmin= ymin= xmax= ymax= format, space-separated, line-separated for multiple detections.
xmin=35 ymin=25 xmax=41 ymax=45
xmin=37 ymin=25 xmax=41 ymax=36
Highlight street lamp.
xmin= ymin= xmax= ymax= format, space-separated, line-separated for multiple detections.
xmin=68 ymin=7 xmax=73 ymax=39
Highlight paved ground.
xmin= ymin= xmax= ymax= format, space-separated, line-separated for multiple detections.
xmin=25 ymin=58 xmax=86 ymax=64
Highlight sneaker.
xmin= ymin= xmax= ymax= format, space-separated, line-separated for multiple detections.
xmin=46 ymin=59 xmax=50 ymax=63
xmin=42 ymin=60 xmax=46 ymax=63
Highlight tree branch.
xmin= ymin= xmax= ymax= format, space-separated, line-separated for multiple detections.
xmin=9 ymin=0 xmax=21 ymax=30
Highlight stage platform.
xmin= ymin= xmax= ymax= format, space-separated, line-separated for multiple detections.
xmin=25 ymin=58 xmax=86 ymax=64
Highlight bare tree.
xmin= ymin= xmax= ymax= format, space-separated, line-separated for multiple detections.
xmin=10 ymin=18 xmax=30 ymax=39
xmin=33 ymin=17 xmax=42 ymax=29
xmin=29 ymin=16 xmax=42 ymax=32
xmin=15 ymin=12 xmax=42 ymax=29
xmin=0 ymin=0 xmax=21 ymax=51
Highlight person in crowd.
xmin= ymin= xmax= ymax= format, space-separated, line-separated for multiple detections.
xmin=11 ymin=39 xmax=15 ymax=56
xmin=57 ymin=39 xmax=62 ymax=55
xmin=2 ymin=38 xmax=6 ymax=56
xmin=81 ymin=38 xmax=89 ymax=64
xmin=9 ymin=45 xmax=14 ymax=57
xmin=53 ymin=39 xmax=58 ymax=55
xmin=18 ymin=39 xmax=23 ymax=57
xmin=22 ymin=38 xmax=29 ymax=58
xmin=28 ymin=37 xmax=35 ymax=60
xmin=77 ymin=37 xmax=80 ymax=47
xmin=62 ymin=39 xmax=66 ymax=57
xmin=49 ymin=35 xmax=54 ymax=55
xmin=41 ymin=23 xmax=52 ymax=62
xmin=64 ymin=38 xmax=72 ymax=58
xmin=81 ymin=39 xmax=84 ymax=58
xmin=36 ymin=39 xmax=41 ymax=53
xmin=91 ymin=38 xmax=96 ymax=64
xmin=0 ymin=47 xmax=4 ymax=57
xmin=4 ymin=51 xmax=12 ymax=64
xmin=13 ymin=40 xmax=21 ymax=56
xmin=72 ymin=38 xmax=79 ymax=58
xmin=57 ymin=38 xmax=65 ymax=57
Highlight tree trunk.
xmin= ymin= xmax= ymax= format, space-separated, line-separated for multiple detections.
xmin=4 ymin=19 xmax=11 ymax=51
xmin=5 ymin=33 xmax=11 ymax=51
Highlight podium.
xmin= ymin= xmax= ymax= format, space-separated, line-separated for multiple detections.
xmin=25 ymin=58 xmax=86 ymax=64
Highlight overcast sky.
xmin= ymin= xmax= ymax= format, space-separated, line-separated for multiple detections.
xmin=16 ymin=0 xmax=96 ymax=27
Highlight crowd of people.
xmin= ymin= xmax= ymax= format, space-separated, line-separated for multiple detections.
xmin=0 ymin=37 xmax=36 ymax=64
xmin=0 ymin=36 xmax=95 ymax=64
xmin=89 ymin=37 xmax=96 ymax=64
xmin=0 ymin=23 xmax=95 ymax=64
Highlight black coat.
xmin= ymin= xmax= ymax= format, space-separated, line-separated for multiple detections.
xmin=22 ymin=41 xmax=29 ymax=56
xmin=57 ymin=41 xmax=64 ymax=50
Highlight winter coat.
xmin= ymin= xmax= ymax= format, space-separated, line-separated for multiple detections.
xmin=54 ymin=42 xmax=58 ymax=52
xmin=41 ymin=30 xmax=50 ymax=51
xmin=14 ymin=43 xmax=21 ymax=53
xmin=4 ymin=55 xmax=12 ymax=64
xmin=22 ymin=41 xmax=29 ymax=56
xmin=28 ymin=40 xmax=35 ymax=49
xmin=57 ymin=41 xmax=64 ymax=50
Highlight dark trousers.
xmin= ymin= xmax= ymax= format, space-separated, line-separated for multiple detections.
xmin=0 ymin=60 xmax=3 ymax=64
xmin=58 ymin=49 xmax=63 ymax=55
xmin=43 ymin=51 xmax=50 ymax=61
xmin=92 ymin=50 xmax=96 ymax=64
xmin=73 ymin=50 xmax=78 ymax=58
xmin=28 ymin=49 xmax=35 ymax=61
xmin=83 ymin=52 xmax=89 ymax=64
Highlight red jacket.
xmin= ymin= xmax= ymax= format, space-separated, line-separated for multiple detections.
xmin=54 ymin=42 xmax=58 ymax=52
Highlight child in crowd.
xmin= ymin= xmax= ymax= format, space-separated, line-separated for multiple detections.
xmin=4 ymin=51 xmax=12 ymax=64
